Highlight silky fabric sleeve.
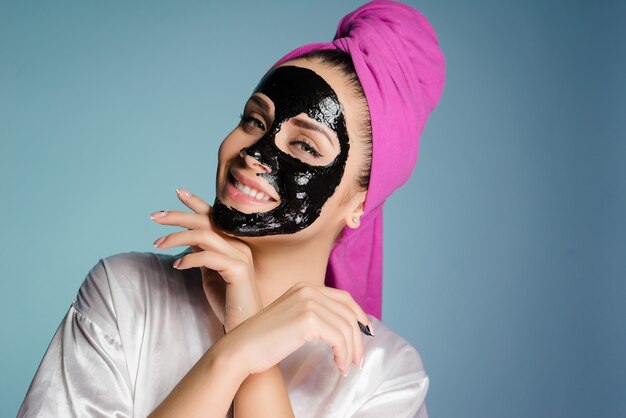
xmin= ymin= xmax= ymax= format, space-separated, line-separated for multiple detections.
xmin=18 ymin=259 xmax=134 ymax=418
xmin=353 ymin=333 xmax=430 ymax=418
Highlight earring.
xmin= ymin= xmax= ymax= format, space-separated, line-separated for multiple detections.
xmin=352 ymin=217 xmax=359 ymax=224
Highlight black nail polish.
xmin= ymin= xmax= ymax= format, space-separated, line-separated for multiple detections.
xmin=358 ymin=321 xmax=374 ymax=337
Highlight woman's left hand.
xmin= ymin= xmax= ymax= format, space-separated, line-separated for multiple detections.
xmin=150 ymin=189 xmax=263 ymax=332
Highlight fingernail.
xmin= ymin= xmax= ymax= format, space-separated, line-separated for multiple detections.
xmin=173 ymin=258 xmax=181 ymax=269
xmin=358 ymin=321 xmax=374 ymax=337
xmin=176 ymin=188 xmax=191 ymax=198
xmin=153 ymin=236 xmax=166 ymax=248
xmin=150 ymin=211 xmax=167 ymax=220
xmin=359 ymin=357 xmax=364 ymax=369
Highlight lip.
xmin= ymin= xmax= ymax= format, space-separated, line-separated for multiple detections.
xmin=230 ymin=170 xmax=279 ymax=201
xmin=224 ymin=170 xmax=279 ymax=207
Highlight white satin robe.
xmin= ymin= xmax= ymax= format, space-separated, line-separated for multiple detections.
xmin=18 ymin=251 xmax=429 ymax=417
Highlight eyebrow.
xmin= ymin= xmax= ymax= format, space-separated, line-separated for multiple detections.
xmin=250 ymin=95 xmax=271 ymax=114
xmin=291 ymin=117 xmax=336 ymax=148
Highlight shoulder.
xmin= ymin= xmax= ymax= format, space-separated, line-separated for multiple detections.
xmin=363 ymin=315 xmax=428 ymax=392
xmin=352 ymin=316 xmax=429 ymax=415
xmin=81 ymin=250 xmax=183 ymax=287
xmin=75 ymin=251 xmax=177 ymax=308
xmin=73 ymin=249 xmax=197 ymax=333
xmin=365 ymin=315 xmax=426 ymax=373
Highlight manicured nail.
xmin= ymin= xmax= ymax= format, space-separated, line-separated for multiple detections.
xmin=150 ymin=211 xmax=167 ymax=220
xmin=358 ymin=321 xmax=374 ymax=337
xmin=176 ymin=188 xmax=191 ymax=198
xmin=173 ymin=258 xmax=181 ymax=269
xmin=359 ymin=357 xmax=364 ymax=369
xmin=153 ymin=236 xmax=166 ymax=248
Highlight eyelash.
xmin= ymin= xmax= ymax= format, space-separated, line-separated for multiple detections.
xmin=291 ymin=138 xmax=323 ymax=158
xmin=239 ymin=113 xmax=265 ymax=131
xmin=238 ymin=113 xmax=323 ymax=159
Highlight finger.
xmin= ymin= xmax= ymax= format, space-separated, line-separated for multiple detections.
xmin=172 ymin=249 xmax=233 ymax=273
xmin=312 ymin=290 xmax=364 ymax=368
xmin=150 ymin=210 xmax=212 ymax=230
xmin=319 ymin=288 xmax=373 ymax=335
xmin=176 ymin=188 xmax=211 ymax=215
xmin=174 ymin=250 xmax=253 ymax=286
xmin=299 ymin=303 xmax=351 ymax=375
xmin=289 ymin=287 xmax=353 ymax=374
xmin=155 ymin=228 xmax=235 ymax=257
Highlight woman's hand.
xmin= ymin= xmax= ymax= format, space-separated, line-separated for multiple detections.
xmin=150 ymin=188 xmax=262 ymax=332
xmin=150 ymin=189 xmax=373 ymax=377
xmin=224 ymin=281 xmax=371 ymax=377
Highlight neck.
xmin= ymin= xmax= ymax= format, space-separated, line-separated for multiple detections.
xmin=245 ymin=235 xmax=335 ymax=307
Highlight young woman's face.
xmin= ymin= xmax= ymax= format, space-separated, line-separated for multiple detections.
xmin=212 ymin=58 xmax=367 ymax=241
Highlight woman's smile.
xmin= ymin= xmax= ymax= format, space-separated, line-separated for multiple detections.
xmin=232 ymin=178 xmax=271 ymax=201
xmin=223 ymin=170 xmax=280 ymax=210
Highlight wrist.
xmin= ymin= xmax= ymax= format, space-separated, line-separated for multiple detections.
xmin=206 ymin=331 xmax=250 ymax=384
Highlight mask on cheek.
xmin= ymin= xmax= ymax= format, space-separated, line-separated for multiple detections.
xmin=211 ymin=65 xmax=351 ymax=236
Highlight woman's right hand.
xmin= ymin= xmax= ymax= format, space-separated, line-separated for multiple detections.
xmin=151 ymin=189 xmax=263 ymax=333
xmin=152 ymin=189 xmax=373 ymax=375
xmin=222 ymin=281 xmax=372 ymax=377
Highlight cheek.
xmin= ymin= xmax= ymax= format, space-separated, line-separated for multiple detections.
xmin=218 ymin=131 xmax=243 ymax=164
xmin=330 ymin=148 xmax=361 ymax=202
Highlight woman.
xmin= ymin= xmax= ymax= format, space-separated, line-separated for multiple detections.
xmin=18 ymin=1 xmax=445 ymax=417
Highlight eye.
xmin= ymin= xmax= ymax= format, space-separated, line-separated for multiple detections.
xmin=239 ymin=113 xmax=266 ymax=133
xmin=290 ymin=138 xmax=323 ymax=158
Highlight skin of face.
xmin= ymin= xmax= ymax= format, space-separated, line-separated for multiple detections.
xmin=214 ymin=58 xmax=368 ymax=249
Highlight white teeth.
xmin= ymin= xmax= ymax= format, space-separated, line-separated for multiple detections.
xmin=233 ymin=178 xmax=271 ymax=202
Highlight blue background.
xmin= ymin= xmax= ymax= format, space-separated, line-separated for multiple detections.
xmin=1 ymin=1 xmax=624 ymax=417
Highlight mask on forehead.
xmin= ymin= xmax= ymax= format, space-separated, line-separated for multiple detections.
xmin=211 ymin=65 xmax=351 ymax=236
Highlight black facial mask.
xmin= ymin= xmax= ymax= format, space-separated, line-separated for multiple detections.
xmin=211 ymin=65 xmax=350 ymax=236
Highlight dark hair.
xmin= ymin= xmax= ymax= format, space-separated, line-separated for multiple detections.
xmin=297 ymin=49 xmax=372 ymax=191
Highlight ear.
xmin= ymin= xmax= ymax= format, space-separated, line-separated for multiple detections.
xmin=344 ymin=190 xmax=367 ymax=229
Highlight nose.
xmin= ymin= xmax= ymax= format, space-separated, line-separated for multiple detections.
xmin=240 ymin=147 xmax=272 ymax=173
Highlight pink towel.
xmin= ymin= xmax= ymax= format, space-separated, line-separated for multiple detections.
xmin=273 ymin=0 xmax=446 ymax=319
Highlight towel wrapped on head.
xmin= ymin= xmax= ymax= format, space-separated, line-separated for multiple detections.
xmin=272 ymin=0 xmax=446 ymax=319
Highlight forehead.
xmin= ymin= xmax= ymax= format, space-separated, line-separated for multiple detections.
xmin=253 ymin=65 xmax=343 ymax=132
xmin=269 ymin=59 xmax=365 ymax=145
